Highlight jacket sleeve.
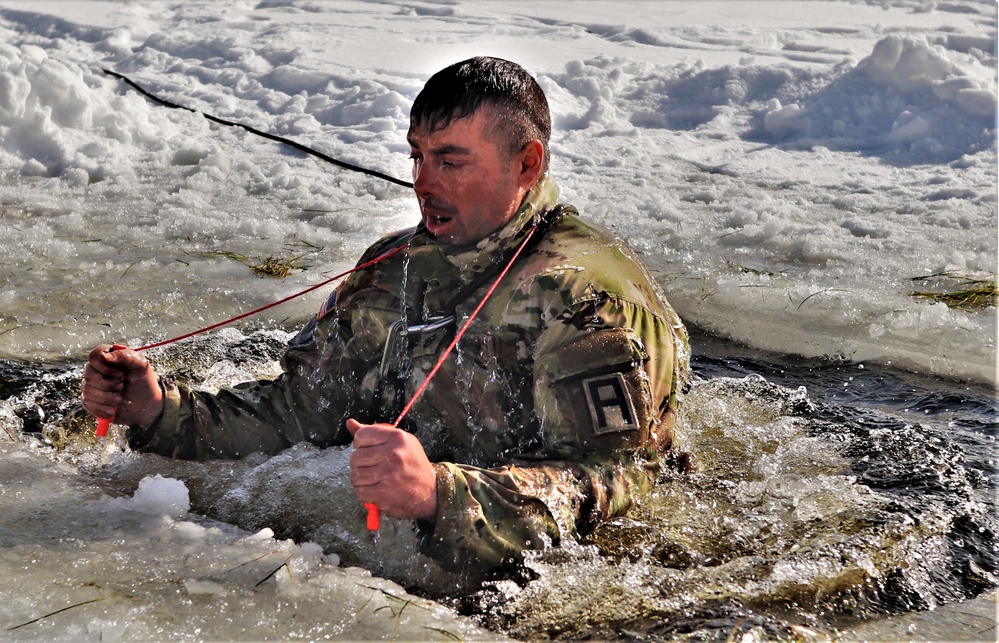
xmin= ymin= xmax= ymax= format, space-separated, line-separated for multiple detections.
xmin=418 ymin=295 xmax=689 ymax=573
xmin=127 ymin=312 xmax=356 ymax=460
xmin=419 ymin=452 xmax=661 ymax=573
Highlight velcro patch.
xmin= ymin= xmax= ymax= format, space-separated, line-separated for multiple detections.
xmin=582 ymin=373 xmax=638 ymax=434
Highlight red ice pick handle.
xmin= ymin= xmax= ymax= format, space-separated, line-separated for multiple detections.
xmin=364 ymin=502 xmax=381 ymax=531
xmin=95 ymin=344 xmax=129 ymax=437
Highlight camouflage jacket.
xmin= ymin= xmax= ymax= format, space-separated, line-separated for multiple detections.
xmin=131 ymin=175 xmax=690 ymax=574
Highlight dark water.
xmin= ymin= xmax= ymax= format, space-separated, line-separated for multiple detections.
xmin=1 ymin=324 xmax=996 ymax=640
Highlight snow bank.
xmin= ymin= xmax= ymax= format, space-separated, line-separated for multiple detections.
xmin=761 ymin=34 xmax=996 ymax=162
xmin=0 ymin=44 xmax=183 ymax=182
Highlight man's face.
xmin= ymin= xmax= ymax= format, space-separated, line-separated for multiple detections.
xmin=407 ymin=109 xmax=532 ymax=247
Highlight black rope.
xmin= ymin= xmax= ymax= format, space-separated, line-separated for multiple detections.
xmin=102 ymin=68 xmax=414 ymax=189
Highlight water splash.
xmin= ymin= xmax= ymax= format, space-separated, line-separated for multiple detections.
xmin=1 ymin=327 xmax=995 ymax=639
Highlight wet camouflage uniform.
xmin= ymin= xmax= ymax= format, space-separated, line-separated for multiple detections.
xmin=131 ymin=175 xmax=690 ymax=573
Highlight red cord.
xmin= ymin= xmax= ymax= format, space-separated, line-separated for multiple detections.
xmin=95 ymin=343 xmax=129 ymax=436
xmin=369 ymin=224 xmax=536 ymax=531
xmin=94 ymin=245 xmax=403 ymax=440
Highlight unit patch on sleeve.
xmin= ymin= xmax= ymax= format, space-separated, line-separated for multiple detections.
xmin=582 ymin=373 xmax=638 ymax=434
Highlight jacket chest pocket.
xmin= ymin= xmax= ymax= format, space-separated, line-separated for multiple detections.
xmin=455 ymin=329 xmax=528 ymax=375
xmin=428 ymin=328 xmax=538 ymax=459
xmin=347 ymin=285 xmax=420 ymax=361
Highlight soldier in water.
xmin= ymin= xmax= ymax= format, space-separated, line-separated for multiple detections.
xmin=82 ymin=56 xmax=690 ymax=575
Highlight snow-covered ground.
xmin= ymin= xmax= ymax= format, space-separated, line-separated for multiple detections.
xmin=0 ymin=0 xmax=994 ymax=383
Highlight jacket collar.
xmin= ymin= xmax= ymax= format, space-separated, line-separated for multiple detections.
xmin=408 ymin=174 xmax=560 ymax=284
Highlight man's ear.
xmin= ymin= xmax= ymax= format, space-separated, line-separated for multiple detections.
xmin=517 ymin=139 xmax=545 ymax=189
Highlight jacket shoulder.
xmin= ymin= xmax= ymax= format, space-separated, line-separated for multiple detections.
xmin=527 ymin=209 xmax=666 ymax=310
xmin=357 ymin=226 xmax=417 ymax=264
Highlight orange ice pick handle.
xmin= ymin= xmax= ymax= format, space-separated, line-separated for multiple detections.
xmin=95 ymin=344 xmax=129 ymax=437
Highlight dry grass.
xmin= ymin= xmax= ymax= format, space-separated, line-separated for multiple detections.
xmin=248 ymin=254 xmax=304 ymax=278
xmin=907 ymin=271 xmax=997 ymax=310
xmin=205 ymin=239 xmax=323 ymax=278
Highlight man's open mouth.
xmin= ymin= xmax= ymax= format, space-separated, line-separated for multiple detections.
xmin=422 ymin=203 xmax=455 ymax=227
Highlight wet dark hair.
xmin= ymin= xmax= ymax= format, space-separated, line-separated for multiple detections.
xmin=410 ymin=57 xmax=551 ymax=170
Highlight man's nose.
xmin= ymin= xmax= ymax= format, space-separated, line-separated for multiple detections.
xmin=412 ymin=160 xmax=437 ymax=195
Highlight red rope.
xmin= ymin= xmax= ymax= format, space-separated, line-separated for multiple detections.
xmin=133 ymin=244 xmax=406 ymax=352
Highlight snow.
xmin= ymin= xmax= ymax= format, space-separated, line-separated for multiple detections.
xmin=97 ymin=473 xmax=190 ymax=518
xmin=0 ymin=0 xmax=994 ymax=384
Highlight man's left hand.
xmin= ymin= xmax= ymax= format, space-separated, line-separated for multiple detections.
xmin=346 ymin=419 xmax=438 ymax=520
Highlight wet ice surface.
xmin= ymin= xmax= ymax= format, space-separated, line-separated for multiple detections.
xmin=0 ymin=440 xmax=499 ymax=642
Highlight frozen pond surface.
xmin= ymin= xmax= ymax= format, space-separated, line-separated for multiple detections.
xmin=0 ymin=0 xmax=993 ymax=382
xmin=0 ymin=438 xmax=502 ymax=642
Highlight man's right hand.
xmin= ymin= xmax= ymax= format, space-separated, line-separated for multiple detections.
xmin=81 ymin=345 xmax=164 ymax=429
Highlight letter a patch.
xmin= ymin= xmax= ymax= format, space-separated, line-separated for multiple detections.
xmin=582 ymin=374 xmax=638 ymax=434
